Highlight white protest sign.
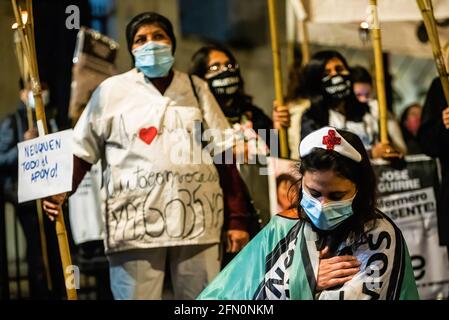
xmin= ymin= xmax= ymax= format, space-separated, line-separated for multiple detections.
xmin=18 ymin=129 xmax=73 ymax=203
xmin=373 ymin=155 xmax=449 ymax=300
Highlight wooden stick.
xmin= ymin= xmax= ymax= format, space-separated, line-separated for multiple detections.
xmin=267 ymin=0 xmax=289 ymax=158
xmin=369 ymin=0 xmax=389 ymax=145
xmin=416 ymin=0 xmax=449 ymax=105
xmin=369 ymin=0 xmax=403 ymax=159
xmin=36 ymin=199 xmax=52 ymax=290
xmin=55 ymin=207 xmax=77 ymax=300
xmin=13 ymin=28 xmax=34 ymax=129
xmin=13 ymin=30 xmax=25 ymax=78
xmin=286 ymin=0 xmax=296 ymax=69
xmin=11 ymin=0 xmax=77 ymax=300
xmin=299 ymin=19 xmax=310 ymax=66
xmin=28 ymin=0 xmax=76 ymax=300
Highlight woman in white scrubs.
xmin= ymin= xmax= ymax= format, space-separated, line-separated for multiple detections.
xmin=43 ymin=12 xmax=238 ymax=300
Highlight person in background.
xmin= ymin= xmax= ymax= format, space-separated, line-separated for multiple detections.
xmin=351 ymin=65 xmax=407 ymax=155
xmin=189 ymin=43 xmax=290 ymax=146
xmin=351 ymin=65 xmax=373 ymax=104
xmin=0 ymin=79 xmax=62 ymax=299
xmin=287 ymin=52 xmax=406 ymax=160
xmin=190 ymin=44 xmax=289 ymax=266
xmin=418 ymin=77 xmax=449 ymax=259
xmin=400 ymin=103 xmax=423 ymax=155
xmin=287 ymin=51 xmax=384 ymax=158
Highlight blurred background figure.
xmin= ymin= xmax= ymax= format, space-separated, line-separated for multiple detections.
xmin=0 ymin=79 xmax=62 ymax=299
xmin=190 ymin=44 xmax=271 ymax=268
xmin=190 ymin=43 xmax=289 ymax=140
xmin=400 ymin=103 xmax=423 ymax=155
xmin=287 ymin=50 xmax=385 ymax=158
xmin=352 ymin=65 xmax=373 ymax=104
xmin=418 ymin=77 xmax=449 ymax=259
xmin=351 ymin=65 xmax=407 ymax=156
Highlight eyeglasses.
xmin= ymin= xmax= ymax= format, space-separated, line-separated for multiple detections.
xmin=206 ymin=61 xmax=239 ymax=75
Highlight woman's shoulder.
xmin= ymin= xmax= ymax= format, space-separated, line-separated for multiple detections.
xmin=276 ymin=208 xmax=300 ymax=220
xmin=180 ymin=71 xmax=207 ymax=87
xmin=100 ymin=69 xmax=138 ymax=88
xmin=87 ymin=70 xmax=138 ymax=105
xmin=365 ymin=211 xmax=402 ymax=238
xmin=259 ymin=209 xmax=301 ymax=236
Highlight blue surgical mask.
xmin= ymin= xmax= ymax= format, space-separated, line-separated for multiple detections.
xmin=300 ymin=189 xmax=356 ymax=230
xmin=132 ymin=41 xmax=174 ymax=78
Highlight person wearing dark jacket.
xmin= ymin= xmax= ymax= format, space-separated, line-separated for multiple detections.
xmin=189 ymin=43 xmax=290 ymax=146
xmin=418 ymin=77 xmax=449 ymax=257
xmin=287 ymin=51 xmax=406 ymax=158
xmin=189 ymin=44 xmax=287 ymax=266
xmin=400 ymin=103 xmax=423 ymax=155
xmin=0 ymin=80 xmax=62 ymax=299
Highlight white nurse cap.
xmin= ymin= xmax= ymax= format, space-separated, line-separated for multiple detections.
xmin=299 ymin=126 xmax=362 ymax=163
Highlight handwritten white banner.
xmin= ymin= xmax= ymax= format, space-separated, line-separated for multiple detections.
xmin=18 ymin=129 xmax=73 ymax=203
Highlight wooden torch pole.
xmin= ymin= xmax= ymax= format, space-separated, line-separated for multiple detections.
xmin=11 ymin=0 xmax=77 ymax=300
xmin=369 ymin=0 xmax=401 ymax=159
xmin=416 ymin=0 xmax=449 ymax=106
xmin=369 ymin=0 xmax=388 ymax=145
xmin=268 ymin=0 xmax=289 ymax=158
xmin=12 ymin=10 xmax=53 ymax=293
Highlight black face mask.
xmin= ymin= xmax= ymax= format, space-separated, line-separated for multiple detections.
xmin=208 ymin=70 xmax=241 ymax=100
xmin=321 ymin=74 xmax=352 ymax=101
xmin=207 ymin=70 xmax=243 ymax=120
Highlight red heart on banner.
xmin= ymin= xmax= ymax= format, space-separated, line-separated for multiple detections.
xmin=139 ymin=126 xmax=158 ymax=145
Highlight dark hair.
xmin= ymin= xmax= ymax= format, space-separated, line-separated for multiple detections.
xmin=277 ymin=173 xmax=299 ymax=210
xmin=296 ymin=129 xmax=379 ymax=251
xmin=189 ymin=43 xmax=238 ymax=78
xmin=126 ymin=12 xmax=176 ymax=62
xmin=351 ymin=65 xmax=372 ymax=85
xmin=276 ymin=173 xmax=297 ymax=187
xmin=400 ymin=103 xmax=422 ymax=137
xmin=189 ymin=43 xmax=251 ymax=103
xmin=287 ymin=50 xmax=370 ymax=128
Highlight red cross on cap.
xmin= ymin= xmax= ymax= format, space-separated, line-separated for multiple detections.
xmin=322 ymin=129 xmax=341 ymax=150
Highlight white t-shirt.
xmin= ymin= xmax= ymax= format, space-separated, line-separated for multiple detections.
xmin=367 ymin=100 xmax=407 ymax=154
xmin=328 ymin=108 xmax=378 ymax=150
xmin=72 ymin=69 xmax=231 ymax=254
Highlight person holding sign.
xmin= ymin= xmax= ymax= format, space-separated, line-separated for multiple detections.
xmin=43 ymin=12 xmax=245 ymax=300
xmin=0 ymin=79 xmax=62 ymax=299
xmin=198 ymin=127 xmax=418 ymax=300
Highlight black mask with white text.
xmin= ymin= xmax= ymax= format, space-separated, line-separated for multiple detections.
xmin=208 ymin=70 xmax=241 ymax=100
xmin=207 ymin=69 xmax=243 ymax=119
xmin=321 ymin=74 xmax=352 ymax=101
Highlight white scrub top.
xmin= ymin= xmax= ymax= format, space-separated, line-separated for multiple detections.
xmin=72 ymin=69 xmax=231 ymax=254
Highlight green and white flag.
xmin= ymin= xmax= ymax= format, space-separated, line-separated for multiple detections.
xmin=198 ymin=213 xmax=419 ymax=300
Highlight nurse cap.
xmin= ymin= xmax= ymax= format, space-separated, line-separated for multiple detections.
xmin=299 ymin=126 xmax=362 ymax=163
